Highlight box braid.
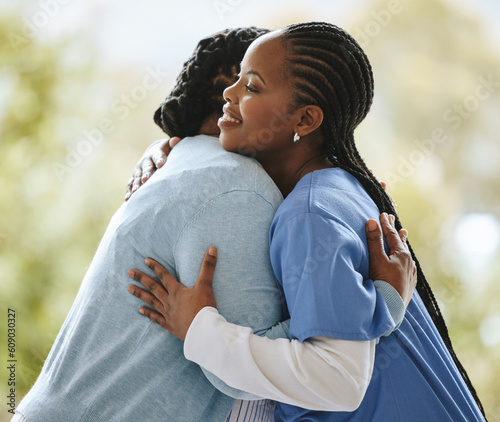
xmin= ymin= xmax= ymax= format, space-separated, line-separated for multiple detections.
xmin=282 ymin=21 xmax=485 ymax=417
xmin=154 ymin=27 xmax=269 ymax=138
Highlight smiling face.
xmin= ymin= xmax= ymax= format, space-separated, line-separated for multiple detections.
xmin=218 ymin=30 xmax=302 ymax=162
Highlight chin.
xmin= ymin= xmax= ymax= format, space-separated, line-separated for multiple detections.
xmin=219 ymin=131 xmax=258 ymax=158
xmin=218 ymin=133 xmax=233 ymax=151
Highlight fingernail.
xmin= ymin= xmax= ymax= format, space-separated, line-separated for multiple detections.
xmin=139 ymin=308 xmax=145 ymax=315
xmin=145 ymin=258 xmax=151 ymax=266
xmin=389 ymin=214 xmax=395 ymax=225
xmin=127 ymin=270 xmax=134 ymax=277
xmin=208 ymin=246 xmax=217 ymax=257
xmin=128 ymin=286 xmax=134 ymax=293
xmin=401 ymin=229 xmax=408 ymax=242
xmin=367 ymin=220 xmax=377 ymax=231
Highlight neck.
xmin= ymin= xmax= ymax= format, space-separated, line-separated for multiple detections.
xmin=259 ymin=148 xmax=333 ymax=198
xmin=199 ymin=114 xmax=221 ymax=137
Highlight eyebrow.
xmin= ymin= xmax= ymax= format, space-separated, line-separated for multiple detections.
xmin=245 ymin=70 xmax=266 ymax=86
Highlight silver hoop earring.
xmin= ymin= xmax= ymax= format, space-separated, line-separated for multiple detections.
xmin=293 ymin=133 xmax=300 ymax=143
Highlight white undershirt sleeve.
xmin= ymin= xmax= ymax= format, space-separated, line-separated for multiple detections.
xmin=184 ymin=307 xmax=376 ymax=412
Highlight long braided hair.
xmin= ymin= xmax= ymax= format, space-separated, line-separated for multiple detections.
xmin=154 ymin=27 xmax=269 ymax=137
xmin=281 ymin=21 xmax=485 ymax=417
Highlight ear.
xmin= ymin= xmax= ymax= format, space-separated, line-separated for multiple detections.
xmin=294 ymin=105 xmax=323 ymax=137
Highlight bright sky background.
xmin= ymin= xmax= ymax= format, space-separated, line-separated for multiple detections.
xmin=6 ymin=0 xmax=500 ymax=71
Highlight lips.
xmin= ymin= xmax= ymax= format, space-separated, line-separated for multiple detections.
xmin=219 ymin=105 xmax=242 ymax=124
xmin=220 ymin=113 xmax=242 ymax=124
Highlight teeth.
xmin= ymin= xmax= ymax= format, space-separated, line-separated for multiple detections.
xmin=221 ymin=113 xmax=241 ymax=124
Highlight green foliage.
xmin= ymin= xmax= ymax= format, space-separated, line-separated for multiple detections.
xmin=0 ymin=8 xmax=167 ymax=417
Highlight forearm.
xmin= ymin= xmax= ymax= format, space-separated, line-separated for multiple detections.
xmin=184 ymin=307 xmax=375 ymax=412
xmin=199 ymin=319 xmax=290 ymax=399
xmin=201 ymin=368 xmax=263 ymax=400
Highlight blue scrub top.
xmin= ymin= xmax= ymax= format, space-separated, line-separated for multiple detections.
xmin=269 ymin=168 xmax=485 ymax=422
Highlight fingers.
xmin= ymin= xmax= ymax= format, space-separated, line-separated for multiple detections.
xmin=196 ymin=247 xmax=217 ymax=290
xmin=383 ymin=213 xmax=410 ymax=251
xmin=128 ymin=267 xmax=167 ymax=295
xmin=380 ymin=213 xmax=404 ymax=254
xmin=125 ymin=177 xmax=134 ymax=201
xmin=151 ymin=138 xmax=172 ymax=168
xmin=169 ymin=136 xmax=182 ymax=149
xmin=124 ymin=166 xmax=146 ymax=201
xmin=152 ymin=152 xmax=166 ymax=169
xmin=128 ymin=284 xmax=162 ymax=309
xmin=153 ymin=137 xmax=181 ymax=168
xmin=153 ymin=139 xmax=169 ymax=168
xmin=144 ymin=258 xmax=180 ymax=292
xmin=127 ymin=269 xmax=168 ymax=315
xmin=366 ymin=219 xmax=388 ymax=274
xmin=141 ymin=159 xmax=155 ymax=183
xmin=138 ymin=306 xmax=168 ymax=330
xmin=398 ymin=228 xmax=408 ymax=245
xmin=367 ymin=214 xmax=417 ymax=308
xmin=125 ymin=138 xmax=174 ymax=201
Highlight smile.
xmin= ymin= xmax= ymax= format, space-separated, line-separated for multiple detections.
xmin=220 ymin=112 xmax=242 ymax=124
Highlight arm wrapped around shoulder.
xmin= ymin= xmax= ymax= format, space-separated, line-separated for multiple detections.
xmin=184 ymin=307 xmax=375 ymax=411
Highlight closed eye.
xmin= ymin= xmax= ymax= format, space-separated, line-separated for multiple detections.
xmin=245 ymin=84 xmax=258 ymax=93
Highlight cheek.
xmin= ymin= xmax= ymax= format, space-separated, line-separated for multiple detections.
xmin=240 ymin=100 xmax=280 ymax=139
xmin=241 ymin=102 xmax=268 ymax=128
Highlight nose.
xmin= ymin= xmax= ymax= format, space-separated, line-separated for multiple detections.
xmin=223 ymin=81 xmax=238 ymax=104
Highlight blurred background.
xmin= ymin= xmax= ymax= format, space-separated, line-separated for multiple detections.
xmin=1 ymin=0 xmax=499 ymax=420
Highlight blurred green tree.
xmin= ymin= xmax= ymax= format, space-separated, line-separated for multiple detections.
xmin=0 ymin=8 xmax=167 ymax=418
xmin=0 ymin=10 xmax=99 ymax=402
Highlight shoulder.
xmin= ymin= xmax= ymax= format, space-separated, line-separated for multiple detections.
xmin=270 ymin=210 xmax=364 ymax=262
xmin=173 ymin=135 xmax=282 ymax=208
xmin=271 ymin=168 xmax=366 ymax=232
xmin=270 ymin=168 xmax=378 ymax=256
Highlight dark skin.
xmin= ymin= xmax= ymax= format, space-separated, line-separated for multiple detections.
xmin=217 ymin=30 xmax=330 ymax=197
xmin=127 ymin=29 xmax=417 ymax=341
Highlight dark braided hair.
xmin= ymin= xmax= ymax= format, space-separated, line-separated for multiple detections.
xmin=154 ymin=27 xmax=269 ymax=137
xmin=281 ymin=21 xmax=485 ymax=417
